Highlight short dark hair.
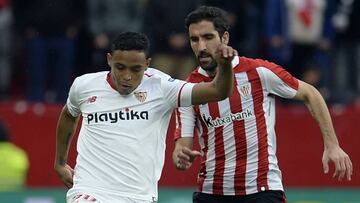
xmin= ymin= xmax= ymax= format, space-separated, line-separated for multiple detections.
xmin=185 ymin=6 xmax=230 ymax=36
xmin=111 ymin=32 xmax=150 ymax=57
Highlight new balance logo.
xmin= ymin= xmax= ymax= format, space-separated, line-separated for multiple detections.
xmin=87 ymin=96 xmax=97 ymax=103
xmin=202 ymin=109 xmax=254 ymax=128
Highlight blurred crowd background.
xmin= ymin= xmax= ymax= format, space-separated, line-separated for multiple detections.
xmin=0 ymin=0 xmax=359 ymax=105
xmin=0 ymin=1 xmax=359 ymax=201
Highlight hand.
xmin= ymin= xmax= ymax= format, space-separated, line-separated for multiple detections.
xmin=54 ymin=164 xmax=74 ymax=188
xmin=322 ymin=145 xmax=352 ymax=181
xmin=214 ymin=44 xmax=238 ymax=67
xmin=175 ymin=147 xmax=202 ymax=170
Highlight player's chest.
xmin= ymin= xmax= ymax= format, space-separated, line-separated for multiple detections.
xmin=79 ymin=90 xmax=169 ymax=127
xmin=196 ymin=80 xmax=261 ymax=127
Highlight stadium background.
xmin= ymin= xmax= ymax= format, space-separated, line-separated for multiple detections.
xmin=0 ymin=0 xmax=359 ymax=202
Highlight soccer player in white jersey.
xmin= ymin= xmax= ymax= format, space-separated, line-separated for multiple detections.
xmin=54 ymin=31 xmax=238 ymax=203
xmin=172 ymin=6 xmax=353 ymax=203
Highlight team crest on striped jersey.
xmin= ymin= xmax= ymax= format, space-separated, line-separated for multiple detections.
xmin=238 ymin=83 xmax=251 ymax=99
xmin=134 ymin=91 xmax=147 ymax=102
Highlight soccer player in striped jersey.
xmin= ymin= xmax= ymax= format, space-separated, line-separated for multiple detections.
xmin=173 ymin=6 xmax=353 ymax=203
xmin=54 ymin=32 xmax=238 ymax=203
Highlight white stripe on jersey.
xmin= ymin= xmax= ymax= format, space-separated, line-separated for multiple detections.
xmin=258 ymin=67 xmax=284 ymax=191
xmin=201 ymin=105 xmax=215 ymax=194
xmin=235 ymin=72 xmax=260 ymax=195
xmin=219 ymin=98 xmax=236 ymax=195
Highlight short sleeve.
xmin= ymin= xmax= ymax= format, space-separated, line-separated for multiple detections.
xmin=174 ymin=106 xmax=196 ymax=140
xmin=259 ymin=66 xmax=299 ymax=99
xmin=66 ymin=77 xmax=81 ymax=117
xmin=161 ymin=77 xmax=195 ymax=107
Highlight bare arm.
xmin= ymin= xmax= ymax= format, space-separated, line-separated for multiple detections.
xmin=54 ymin=105 xmax=79 ymax=188
xmin=172 ymin=137 xmax=201 ymax=170
xmin=191 ymin=44 xmax=236 ymax=105
xmin=293 ymin=80 xmax=352 ymax=181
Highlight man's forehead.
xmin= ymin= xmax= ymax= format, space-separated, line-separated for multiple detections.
xmin=111 ymin=50 xmax=147 ymax=60
xmin=189 ymin=21 xmax=218 ymax=36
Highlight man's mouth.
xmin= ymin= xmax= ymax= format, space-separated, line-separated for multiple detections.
xmin=120 ymin=83 xmax=132 ymax=89
xmin=198 ymin=52 xmax=212 ymax=62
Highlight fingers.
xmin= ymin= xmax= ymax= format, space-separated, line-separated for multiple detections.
xmin=55 ymin=164 xmax=74 ymax=188
xmin=176 ymin=159 xmax=191 ymax=170
xmin=345 ymin=157 xmax=353 ymax=181
xmin=335 ymin=159 xmax=346 ymax=181
xmin=322 ymin=157 xmax=329 ymax=174
xmin=182 ymin=147 xmax=202 ymax=161
xmin=326 ymin=152 xmax=353 ymax=181
xmin=64 ymin=177 xmax=74 ymax=189
xmin=332 ymin=158 xmax=341 ymax=179
xmin=176 ymin=147 xmax=201 ymax=170
xmin=216 ymin=44 xmax=238 ymax=60
xmin=66 ymin=164 xmax=75 ymax=176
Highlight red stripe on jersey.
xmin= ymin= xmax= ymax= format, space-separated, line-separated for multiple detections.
xmin=266 ymin=64 xmax=299 ymax=90
xmin=197 ymin=105 xmax=208 ymax=192
xmin=238 ymin=57 xmax=298 ymax=90
xmin=247 ymin=69 xmax=269 ymax=192
xmin=177 ymin=83 xmax=188 ymax=107
xmin=210 ymin=102 xmax=225 ymax=195
xmin=230 ymin=78 xmax=247 ymax=195
xmin=174 ymin=110 xmax=182 ymax=140
xmin=144 ymin=73 xmax=153 ymax=77
xmin=106 ymin=72 xmax=117 ymax=91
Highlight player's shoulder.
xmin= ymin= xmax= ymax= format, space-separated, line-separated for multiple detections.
xmin=186 ymin=67 xmax=209 ymax=82
xmin=73 ymin=71 xmax=108 ymax=86
xmin=144 ymin=67 xmax=174 ymax=81
xmin=237 ymin=56 xmax=280 ymax=72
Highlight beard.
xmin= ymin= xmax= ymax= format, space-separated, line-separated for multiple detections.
xmin=197 ymin=51 xmax=218 ymax=71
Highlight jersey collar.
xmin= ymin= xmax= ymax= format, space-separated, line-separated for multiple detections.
xmin=106 ymin=72 xmax=117 ymax=91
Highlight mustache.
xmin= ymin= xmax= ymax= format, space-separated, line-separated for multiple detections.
xmin=198 ymin=51 xmax=212 ymax=58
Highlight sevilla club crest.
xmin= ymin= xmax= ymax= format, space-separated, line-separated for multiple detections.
xmin=134 ymin=91 xmax=147 ymax=103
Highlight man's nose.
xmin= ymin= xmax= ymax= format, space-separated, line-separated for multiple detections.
xmin=198 ymin=39 xmax=207 ymax=51
xmin=123 ymin=72 xmax=132 ymax=81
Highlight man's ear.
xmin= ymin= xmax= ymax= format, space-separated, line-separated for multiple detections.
xmin=145 ymin=58 xmax=152 ymax=70
xmin=107 ymin=53 xmax=112 ymax=67
xmin=221 ymin=31 xmax=230 ymax=44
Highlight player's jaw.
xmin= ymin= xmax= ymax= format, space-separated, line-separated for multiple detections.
xmin=197 ymin=51 xmax=217 ymax=71
xmin=117 ymin=82 xmax=134 ymax=95
xmin=110 ymin=72 xmax=137 ymax=95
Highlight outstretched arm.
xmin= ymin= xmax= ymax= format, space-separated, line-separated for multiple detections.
xmin=191 ymin=44 xmax=237 ymax=105
xmin=293 ymin=80 xmax=353 ymax=181
xmin=172 ymin=137 xmax=201 ymax=170
xmin=54 ymin=105 xmax=79 ymax=188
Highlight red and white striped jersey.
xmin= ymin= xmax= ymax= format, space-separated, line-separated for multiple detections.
xmin=175 ymin=56 xmax=299 ymax=196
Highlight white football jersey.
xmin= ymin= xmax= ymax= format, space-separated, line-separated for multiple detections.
xmin=66 ymin=68 xmax=194 ymax=201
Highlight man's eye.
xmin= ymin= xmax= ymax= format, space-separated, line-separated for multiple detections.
xmin=204 ymin=35 xmax=214 ymax=40
xmin=115 ymin=65 xmax=125 ymax=69
xmin=133 ymin=69 xmax=141 ymax=72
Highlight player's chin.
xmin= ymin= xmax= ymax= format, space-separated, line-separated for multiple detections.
xmin=118 ymin=89 xmax=133 ymax=95
xmin=200 ymin=62 xmax=217 ymax=71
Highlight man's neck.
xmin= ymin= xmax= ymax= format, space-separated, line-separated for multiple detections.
xmin=206 ymin=67 xmax=218 ymax=78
